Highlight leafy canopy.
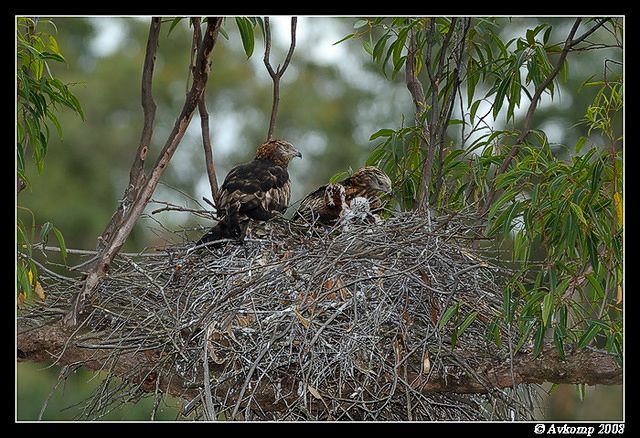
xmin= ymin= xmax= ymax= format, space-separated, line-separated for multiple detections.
xmin=341 ymin=17 xmax=623 ymax=366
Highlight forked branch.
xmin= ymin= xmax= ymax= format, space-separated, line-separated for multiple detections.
xmin=263 ymin=16 xmax=297 ymax=141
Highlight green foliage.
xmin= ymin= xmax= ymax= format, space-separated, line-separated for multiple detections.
xmin=438 ymin=302 xmax=478 ymax=349
xmin=233 ymin=17 xmax=264 ymax=58
xmin=342 ymin=17 xmax=623 ymax=362
xmin=487 ymin=75 xmax=623 ymax=361
xmin=17 ymin=17 xmax=79 ymax=305
xmin=17 ymin=17 xmax=85 ymax=183
xmin=351 ymin=18 xmax=576 ymax=210
xmin=168 ymin=17 xmax=264 ymax=59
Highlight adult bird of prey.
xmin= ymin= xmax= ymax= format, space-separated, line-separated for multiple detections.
xmin=197 ymin=139 xmax=302 ymax=245
xmin=294 ymin=166 xmax=392 ymax=226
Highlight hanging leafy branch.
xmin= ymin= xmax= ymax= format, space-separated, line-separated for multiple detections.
xmin=17 ymin=17 xmax=83 ymax=306
xmin=17 ymin=18 xmax=85 ymax=186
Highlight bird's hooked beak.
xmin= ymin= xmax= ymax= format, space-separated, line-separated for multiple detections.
xmin=377 ymin=182 xmax=392 ymax=196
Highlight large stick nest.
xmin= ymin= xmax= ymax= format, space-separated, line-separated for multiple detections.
xmin=23 ymin=211 xmax=539 ymax=421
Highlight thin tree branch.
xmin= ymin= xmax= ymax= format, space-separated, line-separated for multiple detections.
xmin=199 ymin=98 xmax=219 ymax=206
xmin=63 ymin=17 xmax=223 ymax=327
xmin=406 ymin=22 xmax=431 ymax=213
xmin=430 ymin=18 xmax=470 ymax=205
xmin=405 ymin=23 xmax=427 ymax=118
xmin=192 ymin=17 xmax=219 ymax=205
xmin=263 ymin=17 xmax=297 ymax=141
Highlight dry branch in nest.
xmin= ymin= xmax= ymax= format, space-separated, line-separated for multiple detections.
xmin=18 ymin=211 xmax=542 ymax=421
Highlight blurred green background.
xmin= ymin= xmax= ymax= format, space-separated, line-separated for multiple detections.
xmin=16 ymin=16 xmax=622 ymax=421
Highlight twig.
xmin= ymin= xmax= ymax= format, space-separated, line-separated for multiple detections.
xmin=230 ymin=327 xmax=285 ymax=419
xmin=199 ymin=99 xmax=218 ymax=205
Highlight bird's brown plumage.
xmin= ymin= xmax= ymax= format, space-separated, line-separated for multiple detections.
xmin=197 ymin=139 xmax=302 ymax=245
xmin=294 ymin=166 xmax=392 ymax=225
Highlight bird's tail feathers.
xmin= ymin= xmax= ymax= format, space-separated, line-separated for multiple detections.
xmin=195 ymin=217 xmax=249 ymax=247
xmin=196 ymin=220 xmax=231 ymax=246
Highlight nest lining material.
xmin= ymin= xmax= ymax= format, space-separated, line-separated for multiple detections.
xmin=25 ymin=211 xmax=538 ymax=421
